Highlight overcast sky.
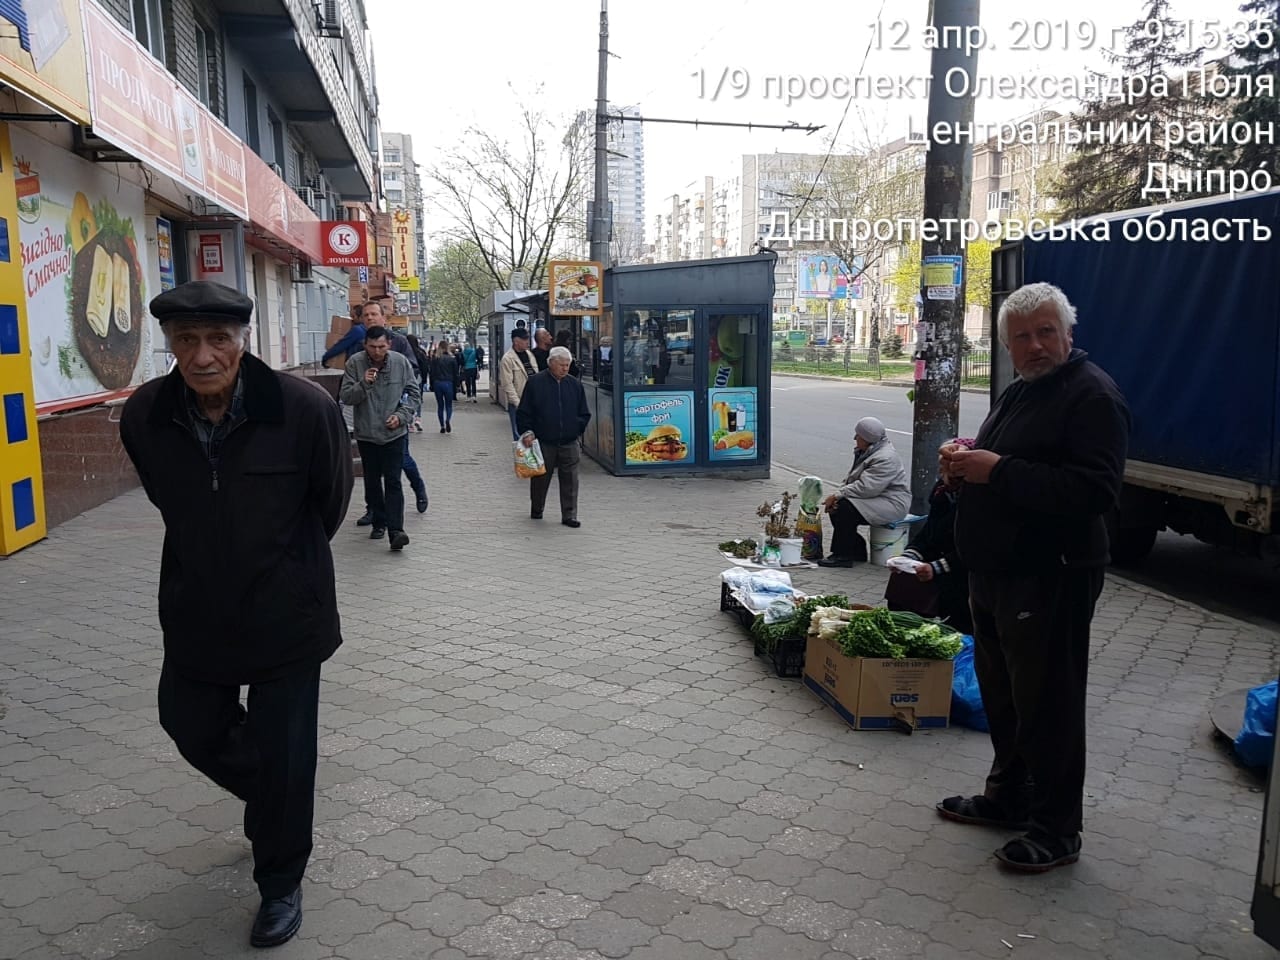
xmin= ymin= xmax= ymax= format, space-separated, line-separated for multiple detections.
xmin=367 ymin=0 xmax=1242 ymax=251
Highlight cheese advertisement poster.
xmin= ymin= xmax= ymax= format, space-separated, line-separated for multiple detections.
xmin=13 ymin=129 xmax=150 ymax=411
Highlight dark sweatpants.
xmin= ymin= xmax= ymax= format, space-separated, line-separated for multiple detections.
xmin=969 ymin=567 xmax=1105 ymax=838
xmin=158 ymin=661 xmax=321 ymax=899
xmin=828 ymin=498 xmax=869 ymax=559
xmin=530 ymin=441 xmax=581 ymax=521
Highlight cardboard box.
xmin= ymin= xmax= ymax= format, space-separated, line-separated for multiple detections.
xmin=803 ymin=634 xmax=953 ymax=730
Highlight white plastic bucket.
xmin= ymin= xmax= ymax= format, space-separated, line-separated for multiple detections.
xmin=777 ymin=538 xmax=803 ymax=566
xmin=870 ymin=524 xmax=910 ymax=566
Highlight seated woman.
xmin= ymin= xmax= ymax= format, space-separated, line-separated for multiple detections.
xmin=819 ymin=417 xmax=911 ymax=566
xmin=889 ymin=467 xmax=974 ymax=635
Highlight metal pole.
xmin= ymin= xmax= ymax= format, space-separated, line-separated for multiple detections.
xmin=909 ymin=0 xmax=980 ymax=515
xmin=589 ymin=1 xmax=611 ymax=266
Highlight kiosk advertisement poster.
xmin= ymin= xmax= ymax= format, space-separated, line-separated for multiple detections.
xmin=13 ymin=128 xmax=149 ymax=412
xmin=623 ymin=391 xmax=693 ymax=465
xmin=708 ymin=388 xmax=758 ymax=461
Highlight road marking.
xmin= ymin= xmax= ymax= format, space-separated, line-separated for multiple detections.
xmin=847 ymin=396 xmax=890 ymax=403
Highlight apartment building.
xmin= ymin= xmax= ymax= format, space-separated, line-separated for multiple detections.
xmin=0 ymin=0 xmax=382 ymax=551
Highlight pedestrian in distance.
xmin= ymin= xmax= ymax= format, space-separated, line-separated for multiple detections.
xmin=517 ymin=346 xmax=591 ymax=527
xmin=817 ymin=416 xmax=911 ymax=566
xmin=339 ymin=324 xmax=421 ymax=549
xmin=936 ymin=281 xmax=1130 ymax=873
xmin=460 ymin=340 xmax=480 ymax=401
xmin=498 ymin=327 xmax=539 ymax=441
xmin=406 ymin=334 xmax=430 ymax=431
xmin=119 ymin=280 xmax=352 ymax=949
xmin=428 ymin=340 xmax=460 ymax=433
xmin=532 ymin=327 xmax=553 ymax=371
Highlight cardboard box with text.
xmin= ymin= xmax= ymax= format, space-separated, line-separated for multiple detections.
xmin=803 ymin=634 xmax=953 ymax=730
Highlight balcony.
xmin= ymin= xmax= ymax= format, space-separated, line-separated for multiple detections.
xmin=214 ymin=0 xmax=374 ymax=198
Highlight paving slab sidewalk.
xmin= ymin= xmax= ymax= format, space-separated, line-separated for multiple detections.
xmin=1 ymin=389 xmax=1277 ymax=959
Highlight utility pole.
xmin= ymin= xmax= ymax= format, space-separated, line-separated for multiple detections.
xmin=589 ymin=1 xmax=611 ymax=266
xmin=909 ymin=0 xmax=980 ymax=515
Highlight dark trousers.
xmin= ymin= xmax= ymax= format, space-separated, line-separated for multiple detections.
xmin=463 ymin=369 xmax=478 ymax=397
xmin=969 ymin=566 xmax=1105 ymax=838
xmin=828 ymin=499 xmax=869 ymax=559
xmin=530 ymin=441 xmax=580 ymax=520
xmin=158 ymin=661 xmax=321 ymax=899
xmin=358 ymin=438 xmax=405 ymax=531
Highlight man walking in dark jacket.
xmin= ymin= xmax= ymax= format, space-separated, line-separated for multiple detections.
xmin=935 ymin=282 xmax=1130 ymax=874
xmin=517 ymin=346 xmax=591 ymax=527
xmin=120 ymin=281 xmax=352 ymax=948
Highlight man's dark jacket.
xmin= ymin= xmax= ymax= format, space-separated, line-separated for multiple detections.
xmin=955 ymin=349 xmax=1130 ymax=574
xmin=516 ymin=369 xmax=591 ymax=446
xmin=120 ymin=353 xmax=353 ymax=685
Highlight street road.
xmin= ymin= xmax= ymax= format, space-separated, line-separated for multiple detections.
xmin=770 ymin=374 xmax=1280 ymax=628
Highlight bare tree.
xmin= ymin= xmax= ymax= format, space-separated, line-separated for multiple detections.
xmin=425 ymin=240 xmax=498 ymax=340
xmin=429 ymin=97 xmax=591 ymax=289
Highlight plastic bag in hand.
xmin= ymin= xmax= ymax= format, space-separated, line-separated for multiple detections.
xmin=514 ymin=438 xmax=546 ymax=479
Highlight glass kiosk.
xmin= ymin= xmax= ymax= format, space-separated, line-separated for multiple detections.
xmin=584 ymin=252 xmax=776 ymax=478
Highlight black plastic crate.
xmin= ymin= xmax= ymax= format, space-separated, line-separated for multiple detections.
xmin=768 ymin=636 xmax=806 ymax=678
xmin=720 ymin=582 xmax=755 ymax=628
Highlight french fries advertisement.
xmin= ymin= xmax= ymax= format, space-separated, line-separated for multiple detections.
xmin=623 ymin=391 xmax=693 ymax=465
xmin=709 ymin=388 xmax=758 ymax=461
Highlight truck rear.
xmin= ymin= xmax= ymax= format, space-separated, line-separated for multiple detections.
xmin=991 ymin=190 xmax=1280 ymax=564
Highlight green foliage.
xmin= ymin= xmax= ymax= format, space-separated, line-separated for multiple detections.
xmin=426 ymin=240 xmax=498 ymax=336
xmin=1050 ymin=0 xmax=1209 ymax=217
xmin=836 ymin=608 xmax=962 ymax=660
xmin=882 ymin=333 xmax=904 ymax=359
xmin=1202 ymin=0 xmax=1280 ymax=175
xmin=776 ymin=340 xmax=794 ymax=361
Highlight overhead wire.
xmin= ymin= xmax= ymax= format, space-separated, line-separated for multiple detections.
xmin=788 ymin=0 xmax=889 ymax=227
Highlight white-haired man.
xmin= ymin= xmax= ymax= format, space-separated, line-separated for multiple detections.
xmin=936 ymin=282 xmax=1130 ymax=874
xmin=120 ymin=280 xmax=352 ymax=947
xmin=516 ymin=345 xmax=591 ymax=527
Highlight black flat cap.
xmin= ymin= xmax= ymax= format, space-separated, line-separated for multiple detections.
xmin=150 ymin=280 xmax=254 ymax=325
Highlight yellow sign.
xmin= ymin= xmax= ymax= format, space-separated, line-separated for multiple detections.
xmin=391 ymin=207 xmax=418 ymax=290
xmin=395 ymin=276 xmax=420 ymax=292
xmin=549 ymin=260 xmax=602 ymax=316
xmin=0 ymin=122 xmax=47 ymax=554
xmin=0 ymin=0 xmax=90 ymax=124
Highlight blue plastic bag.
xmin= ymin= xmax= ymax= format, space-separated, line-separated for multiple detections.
xmin=949 ymin=635 xmax=988 ymax=732
xmin=1234 ymin=680 xmax=1278 ymax=767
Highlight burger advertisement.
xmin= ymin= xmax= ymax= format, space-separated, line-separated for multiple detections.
xmin=624 ymin=391 xmax=694 ymax=466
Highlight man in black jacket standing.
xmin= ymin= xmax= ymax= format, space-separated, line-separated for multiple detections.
xmin=935 ymin=282 xmax=1130 ymax=874
xmin=120 ymin=281 xmax=352 ymax=948
xmin=517 ymin=346 xmax=591 ymax=527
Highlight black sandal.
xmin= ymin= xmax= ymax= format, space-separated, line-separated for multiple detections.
xmin=994 ymin=831 xmax=1081 ymax=873
xmin=936 ymin=795 xmax=1030 ymax=829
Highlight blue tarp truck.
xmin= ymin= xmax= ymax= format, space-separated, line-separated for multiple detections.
xmin=990 ymin=189 xmax=1280 ymax=565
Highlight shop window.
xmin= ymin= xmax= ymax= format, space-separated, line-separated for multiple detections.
xmin=621 ymin=309 xmax=694 ymax=387
xmin=589 ymin=310 xmax=614 ymax=387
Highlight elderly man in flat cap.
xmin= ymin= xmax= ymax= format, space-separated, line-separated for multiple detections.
xmin=818 ymin=416 xmax=911 ymax=566
xmin=120 ymin=280 xmax=352 ymax=949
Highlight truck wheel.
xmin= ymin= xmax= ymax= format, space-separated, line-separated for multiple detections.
xmin=1109 ymin=524 xmax=1158 ymax=566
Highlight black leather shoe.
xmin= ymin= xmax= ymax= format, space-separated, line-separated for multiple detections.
xmin=817 ymin=555 xmax=854 ymax=568
xmin=355 ymin=511 xmax=373 ymax=527
xmin=389 ymin=530 xmax=410 ymax=551
xmin=562 ymin=519 xmax=581 ymax=528
xmin=370 ymin=526 xmax=386 ymax=540
xmin=251 ymin=887 xmax=302 ymax=948
xmin=531 ymin=510 xmax=543 ymax=520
